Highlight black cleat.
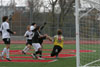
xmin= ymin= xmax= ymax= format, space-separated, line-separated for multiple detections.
xmin=22 ymin=51 xmax=26 ymax=54
xmin=6 ymin=58 xmax=12 ymax=61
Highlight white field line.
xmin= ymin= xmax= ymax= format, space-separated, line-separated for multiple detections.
xmin=48 ymin=59 xmax=58 ymax=63
xmin=80 ymin=66 xmax=100 ymax=67
xmin=82 ymin=59 xmax=100 ymax=67
xmin=48 ymin=55 xmax=76 ymax=63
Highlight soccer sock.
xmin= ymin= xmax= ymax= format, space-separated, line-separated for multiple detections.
xmin=23 ymin=46 xmax=28 ymax=52
xmin=34 ymin=51 xmax=40 ymax=55
xmin=1 ymin=48 xmax=7 ymax=56
xmin=39 ymin=51 xmax=42 ymax=58
xmin=24 ymin=48 xmax=30 ymax=53
xmin=56 ymin=54 xmax=58 ymax=58
xmin=6 ymin=48 xmax=10 ymax=58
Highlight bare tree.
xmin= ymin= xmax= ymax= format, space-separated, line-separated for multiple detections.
xmin=48 ymin=0 xmax=74 ymax=27
xmin=58 ymin=0 xmax=74 ymax=27
xmin=48 ymin=0 xmax=58 ymax=24
xmin=27 ymin=0 xmax=43 ymax=24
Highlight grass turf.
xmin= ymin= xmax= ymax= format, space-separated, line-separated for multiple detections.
xmin=0 ymin=44 xmax=76 ymax=67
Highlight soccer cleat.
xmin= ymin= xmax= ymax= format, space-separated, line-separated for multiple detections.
xmin=38 ymin=57 xmax=45 ymax=60
xmin=55 ymin=55 xmax=58 ymax=59
xmin=0 ymin=55 xmax=4 ymax=60
xmin=6 ymin=58 xmax=12 ymax=61
xmin=31 ymin=54 xmax=38 ymax=59
xmin=22 ymin=51 xmax=26 ymax=54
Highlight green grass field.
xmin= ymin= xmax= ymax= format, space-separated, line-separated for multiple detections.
xmin=80 ymin=44 xmax=100 ymax=66
xmin=0 ymin=44 xmax=76 ymax=67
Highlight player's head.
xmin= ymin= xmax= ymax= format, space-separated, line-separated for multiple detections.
xmin=34 ymin=26 xmax=40 ymax=31
xmin=27 ymin=25 xmax=30 ymax=31
xmin=57 ymin=29 xmax=62 ymax=35
xmin=31 ymin=23 xmax=37 ymax=27
xmin=2 ymin=16 xmax=8 ymax=22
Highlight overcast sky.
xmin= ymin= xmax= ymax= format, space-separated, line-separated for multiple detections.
xmin=0 ymin=0 xmax=49 ymax=6
xmin=0 ymin=0 xmax=27 ymax=6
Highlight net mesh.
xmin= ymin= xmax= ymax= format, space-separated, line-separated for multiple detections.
xmin=79 ymin=0 xmax=100 ymax=67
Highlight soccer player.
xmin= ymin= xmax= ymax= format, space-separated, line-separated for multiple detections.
xmin=31 ymin=26 xmax=47 ymax=60
xmin=22 ymin=23 xmax=37 ymax=54
xmin=48 ymin=29 xmax=64 ymax=59
xmin=0 ymin=16 xmax=16 ymax=61
xmin=22 ymin=25 xmax=33 ymax=54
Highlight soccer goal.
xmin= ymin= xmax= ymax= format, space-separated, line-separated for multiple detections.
xmin=75 ymin=0 xmax=100 ymax=67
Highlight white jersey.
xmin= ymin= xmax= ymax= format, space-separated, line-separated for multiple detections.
xmin=24 ymin=30 xmax=33 ymax=40
xmin=1 ymin=22 xmax=10 ymax=39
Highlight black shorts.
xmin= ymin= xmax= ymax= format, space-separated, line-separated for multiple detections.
xmin=51 ymin=45 xmax=62 ymax=57
xmin=26 ymin=39 xmax=32 ymax=45
xmin=3 ymin=38 xmax=11 ymax=44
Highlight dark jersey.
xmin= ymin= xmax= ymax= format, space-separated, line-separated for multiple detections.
xmin=38 ymin=36 xmax=46 ymax=45
xmin=32 ymin=24 xmax=46 ymax=44
xmin=38 ymin=25 xmax=46 ymax=44
xmin=32 ymin=31 xmax=40 ymax=43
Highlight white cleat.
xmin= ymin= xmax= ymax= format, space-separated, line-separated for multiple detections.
xmin=0 ymin=55 xmax=4 ymax=60
xmin=38 ymin=58 xmax=45 ymax=60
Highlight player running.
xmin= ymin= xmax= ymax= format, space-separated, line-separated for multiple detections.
xmin=22 ymin=25 xmax=33 ymax=54
xmin=22 ymin=23 xmax=37 ymax=54
xmin=31 ymin=26 xmax=47 ymax=60
xmin=48 ymin=29 xmax=64 ymax=59
xmin=0 ymin=16 xmax=16 ymax=61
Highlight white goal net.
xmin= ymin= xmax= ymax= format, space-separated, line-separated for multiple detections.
xmin=76 ymin=0 xmax=100 ymax=67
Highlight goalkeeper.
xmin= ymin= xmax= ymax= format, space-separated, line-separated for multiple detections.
xmin=47 ymin=29 xmax=64 ymax=59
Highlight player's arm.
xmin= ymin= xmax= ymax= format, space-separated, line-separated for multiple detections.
xmin=24 ymin=31 xmax=29 ymax=37
xmin=5 ymin=23 xmax=15 ymax=34
xmin=6 ymin=23 xmax=16 ymax=34
xmin=40 ymin=22 xmax=47 ymax=30
xmin=0 ymin=31 xmax=2 ymax=35
xmin=0 ymin=28 xmax=2 ymax=35
xmin=45 ymin=34 xmax=53 ymax=41
xmin=7 ymin=29 xmax=15 ymax=34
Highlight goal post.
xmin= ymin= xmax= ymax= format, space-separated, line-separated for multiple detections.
xmin=76 ymin=0 xmax=100 ymax=67
xmin=75 ymin=0 xmax=80 ymax=67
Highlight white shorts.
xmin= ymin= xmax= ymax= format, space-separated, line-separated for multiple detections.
xmin=32 ymin=43 xmax=41 ymax=51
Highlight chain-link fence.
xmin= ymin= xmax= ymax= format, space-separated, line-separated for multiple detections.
xmin=0 ymin=0 xmax=75 ymax=40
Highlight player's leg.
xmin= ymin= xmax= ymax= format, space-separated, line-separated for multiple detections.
xmin=38 ymin=37 xmax=46 ymax=58
xmin=22 ymin=40 xmax=32 ymax=54
xmin=31 ymin=43 xmax=43 ymax=59
xmin=1 ymin=38 xmax=11 ymax=61
xmin=38 ymin=48 xmax=43 ymax=59
xmin=26 ymin=40 xmax=32 ymax=52
xmin=55 ymin=46 xmax=62 ymax=59
xmin=22 ymin=41 xmax=28 ymax=54
xmin=51 ymin=46 xmax=57 ymax=57
xmin=22 ymin=44 xmax=32 ymax=54
xmin=6 ymin=44 xmax=11 ymax=61
xmin=22 ymin=46 xmax=27 ymax=54
xmin=6 ymin=38 xmax=11 ymax=61
xmin=31 ymin=43 xmax=38 ymax=59
xmin=1 ymin=46 xmax=7 ymax=60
